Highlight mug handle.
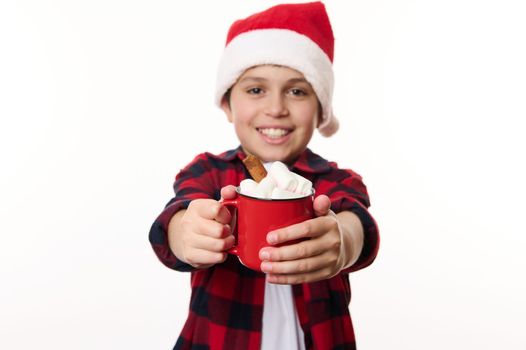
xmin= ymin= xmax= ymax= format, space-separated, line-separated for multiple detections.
xmin=221 ymin=198 xmax=239 ymax=256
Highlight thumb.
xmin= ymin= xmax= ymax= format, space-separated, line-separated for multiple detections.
xmin=220 ymin=185 xmax=237 ymax=200
xmin=313 ymin=195 xmax=331 ymax=217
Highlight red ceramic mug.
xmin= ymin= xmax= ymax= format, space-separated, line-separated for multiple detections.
xmin=222 ymin=188 xmax=314 ymax=271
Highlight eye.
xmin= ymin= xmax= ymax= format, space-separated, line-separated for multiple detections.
xmin=289 ymin=88 xmax=307 ymax=96
xmin=247 ymin=87 xmax=263 ymax=95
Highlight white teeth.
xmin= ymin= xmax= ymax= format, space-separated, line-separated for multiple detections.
xmin=259 ymin=128 xmax=289 ymax=138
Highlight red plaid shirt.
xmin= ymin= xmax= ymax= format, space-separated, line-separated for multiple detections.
xmin=149 ymin=146 xmax=379 ymax=350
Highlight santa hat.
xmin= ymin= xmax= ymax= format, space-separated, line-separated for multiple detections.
xmin=215 ymin=1 xmax=339 ymax=137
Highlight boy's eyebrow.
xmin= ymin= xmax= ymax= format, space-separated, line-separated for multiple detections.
xmin=238 ymin=76 xmax=267 ymax=83
xmin=287 ymin=77 xmax=311 ymax=85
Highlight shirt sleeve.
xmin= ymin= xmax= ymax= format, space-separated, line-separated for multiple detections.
xmin=315 ymin=168 xmax=380 ymax=274
xmin=148 ymin=154 xmax=217 ymax=272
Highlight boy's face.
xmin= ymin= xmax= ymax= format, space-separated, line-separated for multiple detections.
xmin=221 ymin=65 xmax=319 ymax=164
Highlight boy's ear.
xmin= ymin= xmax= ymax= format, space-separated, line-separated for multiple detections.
xmin=221 ymin=97 xmax=234 ymax=123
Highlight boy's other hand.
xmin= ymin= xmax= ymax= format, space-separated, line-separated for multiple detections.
xmin=168 ymin=197 xmax=234 ymax=269
xmin=258 ymin=194 xmax=364 ymax=284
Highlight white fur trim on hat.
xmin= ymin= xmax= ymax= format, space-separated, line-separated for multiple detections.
xmin=215 ymin=29 xmax=339 ymax=137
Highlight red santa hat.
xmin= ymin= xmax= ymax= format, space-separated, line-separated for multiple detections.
xmin=215 ymin=1 xmax=339 ymax=137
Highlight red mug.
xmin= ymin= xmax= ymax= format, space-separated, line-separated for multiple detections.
xmin=222 ymin=188 xmax=314 ymax=271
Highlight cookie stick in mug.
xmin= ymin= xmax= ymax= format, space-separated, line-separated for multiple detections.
xmin=242 ymin=154 xmax=267 ymax=183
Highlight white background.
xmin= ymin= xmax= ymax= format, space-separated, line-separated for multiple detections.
xmin=1 ymin=0 xmax=525 ymax=349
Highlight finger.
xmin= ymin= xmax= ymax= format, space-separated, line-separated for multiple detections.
xmin=220 ymin=185 xmax=237 ymax=199
xmin=190 ymin=199 xmax=224 ymax=220
xmin=260 ymin=252 xmax=335 ymax=275
xmin=313 ymin=194 xmax=331 ymax=217
xmin=196 ymin=218 xmax=232 ymax=239
xmin=259 ymin=239 xmax=326 ymax=262
xmin=265 ymin=266 xmax=335 ymax=285
xmin=215 ymin=205 xmax=232 ymax=225
xmin=191 ymin=233 xmax=235 ymax=253
xmin=184 ymin=248 xmax=228 ymax=267
xmin=267 ymin=217 xmax=333 ymax=245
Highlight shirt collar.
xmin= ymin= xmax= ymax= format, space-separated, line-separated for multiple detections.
xmin=213 ymin=145 xmax=332 ymax=175
xmin=291 ymin=148 xmax=332 ymax=174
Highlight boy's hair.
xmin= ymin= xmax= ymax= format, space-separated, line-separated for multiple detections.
xmin=215 ymin=1 xmax=339 ymax=137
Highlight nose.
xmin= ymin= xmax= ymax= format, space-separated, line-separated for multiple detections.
xmin=265 ymin=92 xmax=289 ymax=118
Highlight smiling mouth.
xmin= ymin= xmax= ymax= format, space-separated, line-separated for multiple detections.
xmin=257 ymin=128 xmax=292 ymax=139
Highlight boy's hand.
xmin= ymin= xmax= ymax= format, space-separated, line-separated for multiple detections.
xmin=167 ymin=188 xmax=236 ymax=269
xmin=259 ymin=195 xmax=364 ymax=284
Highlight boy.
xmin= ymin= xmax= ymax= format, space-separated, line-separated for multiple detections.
xmin=149 ymin=2 xmax=379 ymax=349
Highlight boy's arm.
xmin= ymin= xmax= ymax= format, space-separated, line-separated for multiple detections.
xmin=148 ymin=153 xmax=219 ymax=272
xmin=334 ymin=195 xmax=379 ymax=274
xmin=149 ymin=200 xmax=196 ymax=272
xmin=319 ymin=168 xmax=379 ymax=273
xmin=337 ymin=210 xmax=364 ymax=270
xmin=259 ymin=168 xmax=379 ymax=281
xmin=167 ymin=210 xmax=187 ymax=262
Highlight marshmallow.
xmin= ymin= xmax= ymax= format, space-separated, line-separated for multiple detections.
xmin=268 ymin=162 xmax=298 ymax=192
xmin=239 ymin=161 xmax=313 ymax=199
xmin=239 ymin=179 xmax=258 ymax=195
xmin=271 ymin=187 xmax=304 ymax=199
xmin=253 ymin=176 xmax=276 ymax=198
xmin=293 ymin=173 xmax=312 ymax=195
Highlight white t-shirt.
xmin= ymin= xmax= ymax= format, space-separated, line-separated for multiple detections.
xmin=261 ymin=281 xmax=306 ymax=350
